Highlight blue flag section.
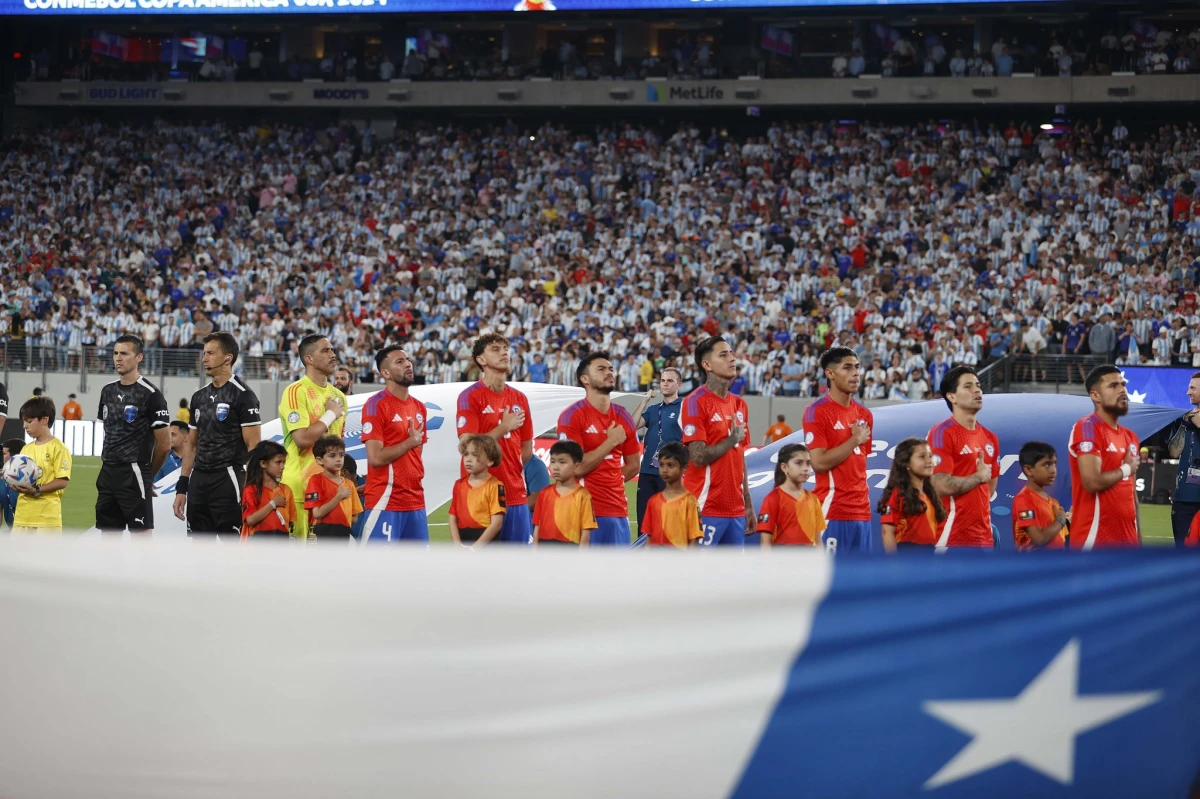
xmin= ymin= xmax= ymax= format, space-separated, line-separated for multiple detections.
xmin=733 ymin=551 xmax=1200 ymax=799
xmin=745 ymin=395 xmax=1184 ymax=551
xmin=1121 ymin=367 xmax=1197 ymax=411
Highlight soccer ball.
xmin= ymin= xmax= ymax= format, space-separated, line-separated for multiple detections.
xmin=2 ymin=454 xmax=42 ymax=490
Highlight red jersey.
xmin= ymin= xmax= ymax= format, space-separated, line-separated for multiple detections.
xmin=241 ymin=483 xmax=296 ymax=537
xmin=802 ymin=395 xmax=874 ymax=521
xmin=456 ymin=382 xmax=534 ymax=504
xmin=557 ymin=399 xmax=640 ymax=517
xmin=1011 ymin=485 xmax=1066 ymax=552
xmin=927 ymin=418 xmax=1000 ymax=548
xmin=1186 ymin=512 xmax=1200 ymax=547
xmin=1068 ymin=414 xmax=1140 ymax=549
xmin=681 ymin=386 xmax=751 ymax=518
xmin=361 ymin=390 xmax=428 ymax=512
xmin=756 ymin=486 xmax=827 ymax=546
xmin=878 ymin=487 xmax=939 ymax=546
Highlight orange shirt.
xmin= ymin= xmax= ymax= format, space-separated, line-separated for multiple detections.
xmin=764 ymin=422 xmax=793 ymax=444
xmin=304 ymin=471 xmax=364 ymax=529
xmin=756 ymin=486 xmax=827 ymax=546
xmin=62 ymin=401 xmax=83 ymax=421
xmin=642 ymin=491 xmax=703 ymax=549
xmin=532 ymin=483 xmax=597 ymax=544
xmin=241 ymin=483 xmax=296 ymax=537
xmin=878 ymin=486 xmax=939 ymax=546
xmin=1011 ymin=486 xmax=1066 ymax=551
xmin=449 ymin=474 xmax=507 ymax=529
xmin=1068 ymin=413 xmax=1140 ymax=550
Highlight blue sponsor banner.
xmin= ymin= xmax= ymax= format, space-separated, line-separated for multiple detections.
xmin=745 ymin=394 xmax=1182 ymax=552
xmin=1121 ymin=366 xmax=1197 ymax=410
xmin=1 ymin=0 xmax=1048 ymax=16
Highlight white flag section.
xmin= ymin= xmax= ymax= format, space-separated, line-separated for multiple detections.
xmin=0 ymin=540 xmax=833 ymax=799
xmin=145 ymin=382 xmax=593 ymax=536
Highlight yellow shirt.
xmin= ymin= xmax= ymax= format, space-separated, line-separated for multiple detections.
xmin=639 ymin=360 xmax=655 ymax=386
xmin=177 ymin=407 xmax=191 ymax=424
xmin=279 ymin=375 xmax=347 ymax=495
xmin=14 ymin=437 xmax=72 ymax=529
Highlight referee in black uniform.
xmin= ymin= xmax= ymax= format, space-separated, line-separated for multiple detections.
xmin=0 ymin=381 xmax=8 ymax=430
xmin=172 ymin=332 xmax=262 ymax=539
xmin=96 ymin=334 xmax=171 ymax=535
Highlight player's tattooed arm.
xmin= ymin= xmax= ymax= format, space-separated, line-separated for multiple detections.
xmin=688 ymin=425 xmax=743 ymax=467
xmin=930 ymin=453 xmax=992 ymax=497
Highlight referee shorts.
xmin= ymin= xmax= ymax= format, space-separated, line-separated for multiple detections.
xmin=95 ymin=462 xmax=155 ymax=532
xmin=187 ymin=467 xmax=245 ymax=539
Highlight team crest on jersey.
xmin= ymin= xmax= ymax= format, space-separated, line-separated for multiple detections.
xmin=457 ymin=416 xmax=467 ymax=429
xmin=985 ymin=444 xmax=995 ymax=457
xmin=416 ymin=413 xmax=424 ymax=426
xmin=559 ymin=432 xmax=569 ymax=440
xmin=1128 ymin=444 xmax=1138 ymax=455
xmin=1079 ymin=441 xmax=1095 ymax=453
xmin=216 ymin=402 xmax=230 ymax=422
xmin=735 ymin=411 xmax=745 ymax=423
xmin=683 ymin=424 xmax=696 ymax=436
xmin=123 ymin=405 xmax=137 ymax=424
xmin=362 ymin=422 xmax=374 ymax=435
xmin=1019 ymin=509 xmax=1035 ymax=521
xmin=102 ymin=405 xmax=109 ymax=421
xmin=932 ymin=455 xmax=942 ymax=466
xmin=804 ymin=431 xmax=814 ymax=445
xmin=287 ymin=411 xmax=301 ymax=424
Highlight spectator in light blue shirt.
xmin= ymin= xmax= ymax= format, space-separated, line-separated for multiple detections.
xmin=154 ymin=421 xmax=189 ymax=482
xmin=781 ymin=355 xmax=803 ymax=397
xmin=995 ymin=49 xmax=1014 ymax=76
xmin=528 ymin=353 xmax=549 ymax=384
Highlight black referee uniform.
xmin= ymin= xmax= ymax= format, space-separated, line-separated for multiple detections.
xmin=0 ymin=382 xmax=8 ymax=422
xmin=96 ymin=377 xmax=170 ymax=531
xmin=187 ymin=376 xmax=262 ymax=536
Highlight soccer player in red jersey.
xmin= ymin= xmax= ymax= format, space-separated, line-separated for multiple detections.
xmin=557 ymin=352 xmax=641 ymax=546
xmin=1012 ymin=441 xmax=1069 ymax=551
xmin=926 ymin=366 xmax=998 ymax=549
xmin=803 ymin=347 xmax=875 ymax=553
xmin=1068 ymin=365 xmax=1141 ymax=549
xmin=681 ymin=337 xmax=754 ymax=547
xmin=456 ymin=333 xmax=535 ymax=544
xmin=359 ymin=346 xmax=429 ymax=543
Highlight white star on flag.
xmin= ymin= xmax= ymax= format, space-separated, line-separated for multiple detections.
xmin=1128 ymin=390 xmax=1147 ymax=404
xmin=922 ymin=638 xmax=1161 ymax=789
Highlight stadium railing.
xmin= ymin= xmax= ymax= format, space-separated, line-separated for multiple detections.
xmin=0 ymin=343 xmax=292 ymax=392
xmin=984 ymin=353 xmax=1113 ymax=395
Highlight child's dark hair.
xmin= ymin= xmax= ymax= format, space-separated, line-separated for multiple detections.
xmin=657 ymin=441 xmax=689 ymax=469
xmin=20 ymin=396 xmax=55 ymax=426
xmin=341 ymin=455 xmax=359 ymax=481
xmin=312 ymin=435 xmax=346 ymax=460
xmin=1019 ymin=441 xmax=1058 ymax=472
xmin=458 ymin=433 xmax=502 ymax=467
xmin=3 ymin=438 xmax=25 ymax=459
xmin=774 ymin=443 xmax=810 ymax=487
xmin=246 ymin=440 xmax=287 ymax=496
xmin=549 ymin=439 xmax=584 ymax=463
xmin=875 ymin=437 xmax=947 ymax=522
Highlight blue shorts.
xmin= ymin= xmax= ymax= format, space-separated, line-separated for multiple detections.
xmin=498 ymin=503 xmax=533 ymax=545
xmin=823 ymin=520 xmax=873 ymax=554
xmin=359 ymin=509 xmax=429 ymax=543
xmin=591 ymin=516 xmax=631 ymax=546
xmin=699 ymin=516 xmax=745 ymax=548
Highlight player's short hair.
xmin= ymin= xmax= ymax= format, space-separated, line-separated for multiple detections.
xmin=694 ymin=336 xmax=727 ymax=374
xmin=335 ymin=366 xmax=354 ymax=381
xmin=3 ymin=438 xmax=26 ymax=458
xmin=297 ymin=334 xmax=327 ymax=364
xmin=575 ymin=351 xmax=611 ymax=386
xmin=375 ymin=345 xmax=406 ymax=372
xmin=114 ymin=334 xmax=144 ymax=355
xmin=1190 ymin=371 xmax=1200 ymax=382
xmin=312 ymin=435 xmax=346 ymax=459
xmin=656 ymin=441 xmax=689 ymax=469
xmin=203 ymin=332 xmax=240 ymax=366
xmin=660 ymin=366 xmax=682 ymax=381
xmin=940 ymin=366 xmax=978 ymax=411
xmin=458 ymin=433 xmax=502 ymax=467
xmin=1018 ymin=441 xmax=1058 ymax=472
xmin=19 ymin=396 xmax=55 ymax=425
xmin=169 ymin=420 xmax=189 ymax=433
xmin=549 ymin=439 xmax=584 ymax=463
xmin=819 ymin=347 xmax=857 ymax=373
xmin=777 ymin=414 xmax=786 ymax=422
xmin=1084 ymin=364 xmax=1122 ymax=394
xmin=472 ymin=333 xmax=509 ymax=368
xmin=179 ymin=398 xmax=189 ymax=408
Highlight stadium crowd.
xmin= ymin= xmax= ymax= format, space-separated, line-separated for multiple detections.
xmin=2 ymin=114 xmax=1200 ymax=402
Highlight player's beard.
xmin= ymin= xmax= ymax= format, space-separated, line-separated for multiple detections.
xmin=595 ymin=384 xmax=615 ymax=395
xmin=1103 ymin=400 xmax=1129 ymax=418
